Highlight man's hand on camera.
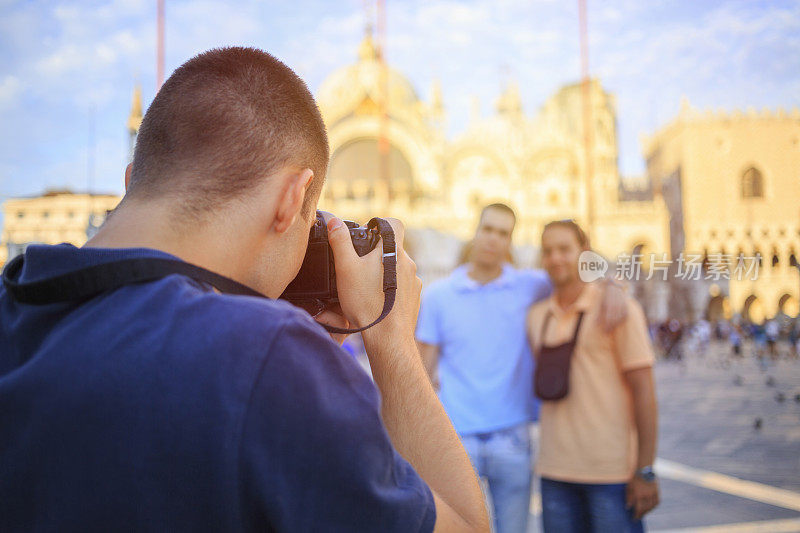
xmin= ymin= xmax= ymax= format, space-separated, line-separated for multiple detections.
xmin=325 ymin=216 xmax=422 ymax=344
xmin=313 ymin=302 xmax=350 ymax=346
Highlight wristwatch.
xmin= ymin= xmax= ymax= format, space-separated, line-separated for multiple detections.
xmin=635 ymin=465 xmax=657 ymax=482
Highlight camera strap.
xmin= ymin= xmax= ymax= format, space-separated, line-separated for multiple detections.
xmin=1 ymin=254 xmax=264 ymax=304
xmin=321 ymin=217 xmax=397 ymax=335
xmin=2 ymin=218 xmax=398 ymax=335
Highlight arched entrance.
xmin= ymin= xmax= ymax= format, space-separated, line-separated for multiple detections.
xmin=706 ymin=295 xmax=728 ymax=322
xmin=325 ymin=137 xmax=415 ymax=201
xmin=743 ymin=294 xmax=765 ymax=323
xmin=778 ymin=293 xmax=799 ymax=318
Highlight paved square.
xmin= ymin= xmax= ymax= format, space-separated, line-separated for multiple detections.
xmin=526 ymin=340 xmax=800 ymax=532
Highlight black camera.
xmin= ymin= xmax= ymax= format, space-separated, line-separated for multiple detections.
xmin=280 ymin=211 xmax=380 ymax=315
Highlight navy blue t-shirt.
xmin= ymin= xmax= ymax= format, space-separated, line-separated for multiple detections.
xmin=0 ymin=244 xmax=435 ymax=532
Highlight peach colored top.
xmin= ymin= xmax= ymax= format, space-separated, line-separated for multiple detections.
xmin=527 ymin=283 xmax=654 ymax=483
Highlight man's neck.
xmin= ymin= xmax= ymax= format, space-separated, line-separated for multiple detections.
xmin=553 ymin=278 xmax=586 ymax=311
xmin=467 ymin=261 xmax=504 ymax=284
xmin=85 ymin=200 xmax=261 ymax=291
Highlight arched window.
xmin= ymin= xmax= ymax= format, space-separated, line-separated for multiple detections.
xmin=741 ymin=167 xmax=764 ymax=199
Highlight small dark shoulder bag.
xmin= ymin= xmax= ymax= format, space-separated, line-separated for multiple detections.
xmin=534 ymin=311 xmax=584 ymax=401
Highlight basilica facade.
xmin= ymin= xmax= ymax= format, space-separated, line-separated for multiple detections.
xmin=315 ymin=33 xmax=799 ymax=323
xmin=316 ymin=33 xmax=669 ymax=309
xmin=3 ymin=33 xmax=797 ymax=323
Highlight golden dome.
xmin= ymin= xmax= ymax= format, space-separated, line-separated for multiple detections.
xmin=316 ymin=33 xmax=420 ymax=126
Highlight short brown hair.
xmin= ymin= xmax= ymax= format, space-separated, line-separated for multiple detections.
xmin=128 ymin=47 xmax=329 ymax=218
xmin=480 ymin=203 xmax=516 ymax=226
xmin=542 ymin=219 xmax=591 ymax=249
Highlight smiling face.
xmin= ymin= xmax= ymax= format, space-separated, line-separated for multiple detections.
xmin=541 ymin=224 xmax=587 ymax=287
xmin=471 ymin=207 xmax=515 ymax=269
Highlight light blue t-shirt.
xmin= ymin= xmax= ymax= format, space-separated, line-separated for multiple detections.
xmin=416 ymin=264 xmax=552 ymax=435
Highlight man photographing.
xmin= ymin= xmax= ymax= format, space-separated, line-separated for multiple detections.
xmin=0 ymin=47 xmax=488 ymax=532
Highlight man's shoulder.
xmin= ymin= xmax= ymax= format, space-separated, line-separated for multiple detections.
xmin=511 ymin=267 xmax=549 ymax=285
xmin=528 ymin=296 xmax=551 ymax=321
xmin=176 ymin=279 xmax=321 ymax=339
xmin=132 ymin=275 xmax=328 ymax=358
xmin=422 ymin=271 xmax=461 ymax=298
xmin=117 ymin=277 xmax=348 ymax=398
xmin=622 ymin=294 xmax=648 ymax=323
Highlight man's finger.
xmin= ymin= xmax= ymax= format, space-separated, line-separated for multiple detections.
xmin=326 ymin=217 xmax=358 ymax=264
xmin=640 ymin=497 xmax=655 ymax=518
xmin=635 ymin=496 xmax=647 ymax=520
xmin=383 ymin=217 xmax=405 ymax=248
xmin=625 ymin=484 xmax=635 ymax=509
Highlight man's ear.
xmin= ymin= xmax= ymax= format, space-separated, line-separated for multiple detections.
xmin=124 ymin=163 xmax=133 ymax=191
xmin=272 ymin=168 xmax=314 ymax=233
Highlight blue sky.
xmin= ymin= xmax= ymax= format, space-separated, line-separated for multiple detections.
xmin=1 ymin=0 xmax=799 ymax=201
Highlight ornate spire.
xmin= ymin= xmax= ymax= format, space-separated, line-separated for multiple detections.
xmin=495 ymin=81 xmax=522 ymax=117
xmin=469 ymin=96 xmax=481 ymax=124
xmin=358 ymin=25 xmax=379 ymax=62
xmin=127 ymin=84 xmax=143 ymax=133
xmin=429 ymin=79 xmax=443 ymax=112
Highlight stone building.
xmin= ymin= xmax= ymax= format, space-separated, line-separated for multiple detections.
xmin=0 ymin=190 xmax=120 ymax=265
xmin=642 ymin=99 xmax=800 ymax=323
xmin=317 ymin=32 xmax=667 ymax=285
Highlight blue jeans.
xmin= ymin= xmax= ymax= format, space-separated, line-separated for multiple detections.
xmin=461 ymin=423 xmax=532 ymax=533
xmin=541 ymin=478 xmax=644 ymax=533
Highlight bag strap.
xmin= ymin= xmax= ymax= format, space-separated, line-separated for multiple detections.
xmin=571 ymin=311 xmax=585 ymax=343
xmin=1 ymin=254 xmax=263 ymax=304
xmin=1 ymin=218 xmax=398 ymax=335
xmin=538 ymin=311 xmax=552 ymax=353
xmin=537 ymin=309 xmax=584 ymax=354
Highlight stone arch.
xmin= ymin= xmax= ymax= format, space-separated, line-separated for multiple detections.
xmin=445 ymin=147 xmax=513 ymax=214
xmin=326 ymin=115 xmax=440 ymax=196
xmin=743 ymin=294 xmax=765 ymax=323
xmin=526 ymin=148 xmax=580 ymax=179
xmin=326 ymin=137 xmax=414 ymax=201
xmin=706 ymin=294 xmax=728 ymax=322
xmin=445 ymin=146 xmax=510 ymax=183
xmin=525 ymin=148 xmax=581 ymax=207
xmin=631 ymin=239 xmax=657 ymax=273
xmin=779 ymin=293 xmax=799 ymax=318
xmin=771 ymin=245 xmax=780 ymax=269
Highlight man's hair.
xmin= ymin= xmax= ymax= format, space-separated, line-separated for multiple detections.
xmin=479 ymin=203 xmax=516 ymax=226
xmin=127 ymin=47 xmax=329 ymax=218
xmin=542 ymin=219 xmax=591 ymax=250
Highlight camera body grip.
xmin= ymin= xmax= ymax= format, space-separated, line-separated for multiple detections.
xmin=279 ymin=212 xmax=380 ymax=315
